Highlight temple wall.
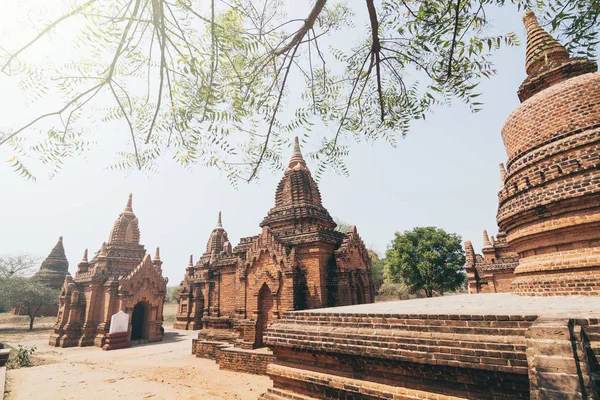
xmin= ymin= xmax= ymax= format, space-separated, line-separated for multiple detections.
xmin=218 ymin=268 xmax=237 ymax=317
xmin=295 ymin=243 xmax=336 ymax=309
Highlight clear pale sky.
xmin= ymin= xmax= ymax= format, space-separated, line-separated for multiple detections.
xmin=0 ymin=1 xmax=536 ymax=285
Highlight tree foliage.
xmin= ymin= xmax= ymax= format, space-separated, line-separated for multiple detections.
xmin=0 ymin=277 xmax=59 ymax=330
xmin=368 ymin=249 xmax=384 ymax=292
xmin=0 ymin=0 xmax=597 ymax=182
xmin=384 ymin=226 xmax=465 ymax=297
xmin=165 ymin=286 xmax=180 ymax=303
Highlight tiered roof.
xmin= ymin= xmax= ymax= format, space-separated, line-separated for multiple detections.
xmin=518 ymin=10 xmax=597 ymax=101
xmin=260 ymin=137 xmax=339 ymax=244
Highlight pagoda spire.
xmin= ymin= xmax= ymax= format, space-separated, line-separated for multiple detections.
xmin=81 ymin=248 xmax=88 ymax=263
xmin=188 ymin=254 xmax=194 ymax=267
xmin=217 ymin=211 xmax=223 ymax=228
xmin=482 ymin=230 xmax=493 ymax=248
xmin=288 ymin=137 xmax=307 ymax=169
xmin=499 ymin=163 xmax=507 ymax=187
xmin=523 ymin=10 xmax=569 ymax=76
xmin=154 ymin=247 xmax=161 ymax=261
xmin=124 ymin=193 xmax=133 ymax=213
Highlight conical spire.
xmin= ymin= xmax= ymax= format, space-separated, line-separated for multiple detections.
xmin=154 ymin=247 xmax=161 ymax=261
xmin=48 ymin=236 xmax=66 ymax=258
xmin=34 ymin=236 xmax=70 ymax=289
xmin=288 ymin=137 xmax=307 ymax=169
xmin=98 ymin=242 xmax=107 ymax=258
xmin=124 ymin=193 xmax=133 ymax=213
xmin=523 ymin=10 xmax=569 ymax=76
xmin=216 ymin=211 xmax=223 ymax=228
xmin=81 ymin=248 xmax=88 ymax=263
xmin=499 ymin=163 xmax=507 ymax=187
xmin=482 ymin=230 xmax=492 ymax=248
xmin=188 ymin=254 xmax=194 ymax=267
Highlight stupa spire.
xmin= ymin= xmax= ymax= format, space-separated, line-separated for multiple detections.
xmin=81 ymin=248 xmax=88 ymax=263
xmin=154 ymin=247 xmax=161 ymax=261
xmin=288 ymin=137 xmax=307 ymax=169
xmin=217 ymin=211 xmax=223 ymax=228
xmin=483 ymin=230 xmax=492 ymax=248
xmin=124 ymin=193 xmax=133 ymax=213
xmin=523 ymin=10 xmax=569 ymax=76
xmin=188 ymin=254 xmax=194 ymax=267
xmin=499 ymin=163 xmax=507 ymax=187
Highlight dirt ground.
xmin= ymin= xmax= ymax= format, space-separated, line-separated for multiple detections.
xmin=0 ymin=304 xmax=272 ymax=400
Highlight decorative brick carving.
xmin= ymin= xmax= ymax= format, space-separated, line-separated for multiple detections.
xmin=49 ymin=194 xmax=168 ymax=348
xmin=176 ymin=137 xmax=374 ymax=349
xmin=465 ymin=230 xmax=519 ymax=294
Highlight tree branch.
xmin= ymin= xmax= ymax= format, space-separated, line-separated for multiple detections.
xmin=273 ymin=0 xmax=327 ymax=56
xmin=1 ymin=0 xmax=97 ymax=74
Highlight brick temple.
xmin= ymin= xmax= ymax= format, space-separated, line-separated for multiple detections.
xmin=49 ymin=195 xmax=168 ymax=348
xmin=258 ymin=11 xmax=600 ymax=400
xmin=176 ymin=137 xmax=374 ymax=349
xmin=465 ymin=230 xmax=519 ymax=293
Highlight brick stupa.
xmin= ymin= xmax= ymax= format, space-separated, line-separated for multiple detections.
xmin=498 ymin=10 xmax=600 ymax=295
xmin=33 ymin=236 xmax=71 ymax=290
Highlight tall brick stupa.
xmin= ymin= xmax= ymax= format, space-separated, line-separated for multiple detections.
xmin=34 ymin=236 xmax=71 ymax=289
xmin=497 ymin=10 xmax=600 ymax=295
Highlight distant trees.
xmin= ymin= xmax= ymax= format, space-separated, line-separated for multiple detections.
xmin=368 ymin=250 xmax=385 ymax=293
xmin=0 ymin=254 xmax=38 ymax=279
xmin=384 ymin=227 xmax=465 ymax=297
xmin=165 ymin=286 xmax=180 ymax=304
xmin=0 ymin=277 xmax=58 ymax=330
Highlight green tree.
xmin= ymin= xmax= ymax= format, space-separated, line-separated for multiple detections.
xmin=0 ymin=1 xmax=596 ymax=181
xmin=384 ymin=227 xmax=465 ymax=297
xmin=0 ymin=277 xmax=59 ymax=330
xmin=368 ymin=250 xmax=385 ymax=293
xmin=165 ymin=286 xmax=180 ymax=304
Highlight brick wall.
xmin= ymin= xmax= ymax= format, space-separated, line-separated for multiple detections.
xmin=260 ymin=308 xmax=600 ymax=400
xmin=216 ymin=347 xmax=275 ymax=375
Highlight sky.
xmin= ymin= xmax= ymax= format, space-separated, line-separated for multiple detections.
xmin=0 ymin=1 xmax=532 ymax=285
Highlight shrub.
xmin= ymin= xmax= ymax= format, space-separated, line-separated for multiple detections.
xmin=376 ymin=282 xmax=413 ymax=301
xmin=8 ymin=345 xmax=36 ymax=369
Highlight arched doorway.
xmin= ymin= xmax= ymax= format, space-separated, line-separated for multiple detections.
xmin=131 ymin=301 xmax=148 ymax=340
xmin=255 ymin=283 xmax=273 ymax=348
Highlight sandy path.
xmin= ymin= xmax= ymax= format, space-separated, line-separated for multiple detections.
xmin=4 ymin=328 xmax=271 ymax=400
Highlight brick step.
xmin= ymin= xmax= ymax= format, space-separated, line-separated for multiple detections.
xmin=268 ymin=326 xmax=527 ymax=346
xmin=266 ymin=332 xmax=527 ymax=362
xmin=278 ymin=316 xmax=533 ymax=330
xmin=265 ymin=334 xmax=528 ymax=373
xmin=267 ymin=363 xmax=473 ymax=400
xmin=259 ymin=388 xmax=319 ymax=400
xmin=588 ymin=341 xmax=600 ymax=356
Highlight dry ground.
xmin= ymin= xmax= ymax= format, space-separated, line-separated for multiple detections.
xmin=0 ymin=303 xmax=271 ymax=400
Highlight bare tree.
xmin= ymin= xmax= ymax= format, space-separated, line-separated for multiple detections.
xmin=0 ymin=254 xmax=39 ymax=279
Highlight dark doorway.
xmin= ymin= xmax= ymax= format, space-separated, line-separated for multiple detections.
xmin=131 ymin=301 xmax=146 ymax=340
xmin=255 ymin=283 xmax=273 ymax=348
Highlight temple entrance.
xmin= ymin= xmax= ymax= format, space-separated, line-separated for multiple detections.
xmin=255 ymin=283 xmax=274 ymax=348
xmin=131 ymin=301 xmax=148 ymax=340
